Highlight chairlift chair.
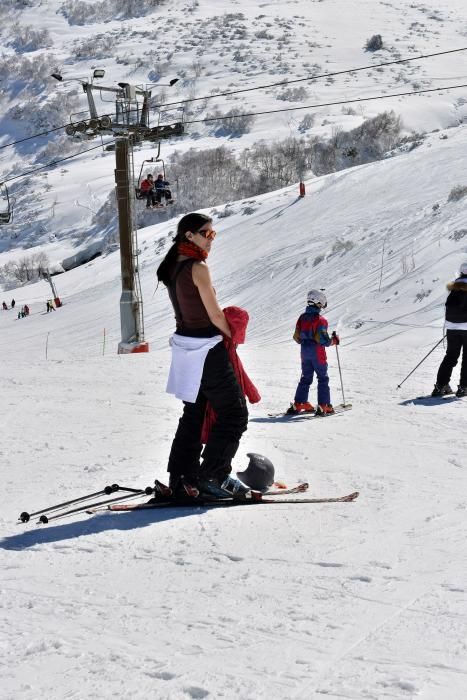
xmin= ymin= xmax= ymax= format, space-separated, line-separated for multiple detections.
xmin=135 ymin=146 xmax=175 ymax=209
xmin=0 ymin=183 xmax=13 ymax=224
xmin=135 ymin=158 xmax=165 ymax=200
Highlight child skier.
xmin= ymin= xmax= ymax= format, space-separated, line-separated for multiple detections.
xmin=287 ymin=289 xmax=339 ymax=415
xmin=432 ymin=261 xmax=467 ymax=397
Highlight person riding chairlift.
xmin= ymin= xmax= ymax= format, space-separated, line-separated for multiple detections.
xmin=154 ymin=173 xmax=173 ymax=207
xmin=140 ymin=174 xmax=157 ymax=209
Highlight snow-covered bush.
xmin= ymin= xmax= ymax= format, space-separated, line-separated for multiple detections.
xmin=9 ymin=92 xmax=80 ymax=135
xmin=207 ymin=108 xmax=255 ymax=137
xmin=449 ymin=229 xmax=467 ymax=241
xmin=233 ymin=49 xmax=248 ymax=63
xmin=365 ymin=34 xmax=383 ymax=51
xmin=60 ymin=0 xmax=167 ymax=25
xmin=247 ymin=137 xmax=312 ymax=191
xmin=448 ymin=185 xmax=467 ymax=202
xmin=311 ymin=111 xmax=402 ymax=174
xmin=415 ymin=289 xmax=431 ymax=302
xmin=276 ymin=86 xmax=308 ymax=102
xmin=331 ymin=239 xmax=355 ymax=255
xmin=0 ymin=252 xmax=49 ymax=288
xmin=0 ymin=53 xmax=60 ymax=97
xmin=0 ymin=0 xmax=36 ymax=18
xmin=313 ymin=254 xmax=325 ymax=267
xmin=298 ymin=113 xmax=315 ymax=132
xmin=73 ymin=33 xmax=117 ymax=60
xmin=35 ymin=135 xmax=80 ymax=164
xmin=8 ymin=23 xmax=51 ymax=52
xmin=217 ymin=206 xmax=235 ymax=218
xmin=255 ymin=29 xmax=275 ymax=40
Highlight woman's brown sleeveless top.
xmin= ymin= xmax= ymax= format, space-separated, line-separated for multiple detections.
xmin=168 ymin=259 xmax=218 ymax=337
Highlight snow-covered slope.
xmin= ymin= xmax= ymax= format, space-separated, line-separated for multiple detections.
xmin=2 ymin=123 xmax=467 ymax=355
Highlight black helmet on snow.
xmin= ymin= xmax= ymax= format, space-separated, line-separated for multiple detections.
xmin=236 ymin=453 xmax=275 ymax=493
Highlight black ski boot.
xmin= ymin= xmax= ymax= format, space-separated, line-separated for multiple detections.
xmin=147 ymin=476 xmax=199 ymax=503
xmin=199 ymin=474 xmax=251 ymax=500
xmin=431 ymin=383 xmax=453 ymax=397
xmin=456 ymin=386 xmax=467 ymax=397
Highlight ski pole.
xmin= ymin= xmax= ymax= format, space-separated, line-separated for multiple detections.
xmin=396 ymin=336 xmax=446 ymax=389
xmin=332 ymin=332 xmax=348 ymax=407
xmin=35 ymin=490 xmax=152 ymax=525
xmin=19 ymin=484 xmax=152 ymax=523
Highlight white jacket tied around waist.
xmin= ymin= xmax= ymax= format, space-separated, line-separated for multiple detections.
xmin=166 ymin=333 xmax=222 ymax=403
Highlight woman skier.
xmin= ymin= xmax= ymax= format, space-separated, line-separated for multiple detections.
xmin=156 ymin=212 xmax=249 ymax=499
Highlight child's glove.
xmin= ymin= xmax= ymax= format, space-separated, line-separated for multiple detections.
xmin=331 ymin=331 xmax=340 ymax=346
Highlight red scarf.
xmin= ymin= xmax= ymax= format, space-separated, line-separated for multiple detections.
xmin=177 ymin=240 xmax=208 ymax=261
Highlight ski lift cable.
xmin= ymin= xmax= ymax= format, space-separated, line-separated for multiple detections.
xmin=1 ymin=140 xmax=115 ymax=186
xmin=0 ymin=124 xmax=68 ymax=152
xmin=156 ymin=45 xmax=467 ymax=109
xmin=182 ymin=82 xmax=467 ymax=126
xmin=0 ymin=46 xmax=466 ymax=153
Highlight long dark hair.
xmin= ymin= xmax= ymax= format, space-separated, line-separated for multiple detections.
xmin=157 ymin=212 xmax=212 ymax=285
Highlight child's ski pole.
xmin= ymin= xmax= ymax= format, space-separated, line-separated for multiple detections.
xmin=332 ymin=332 xmax=348 ymax=407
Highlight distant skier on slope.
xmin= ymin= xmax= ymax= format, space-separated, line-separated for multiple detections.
xmin=156 ymin=212 xmax=252 ymax=500
xmin=287 ymin=289 xmax=339 ymax=415
xmin=432 ymin=261 xmax=467 ymax=398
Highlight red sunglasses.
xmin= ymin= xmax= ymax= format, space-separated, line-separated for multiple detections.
xmin=196 ymin=227 xmax=216 ymax=240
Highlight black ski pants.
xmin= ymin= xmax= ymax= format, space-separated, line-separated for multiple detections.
xmin=167 ymin=341 xmax=248 ymax=484
xmin=436 ymin=329 xmax=467 ymax=387
xmin=155 ymin=188 xmax=172 ymax=203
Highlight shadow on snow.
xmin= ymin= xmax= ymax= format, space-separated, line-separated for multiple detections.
xmin=399 ymin=396 xmax=459 ymax=407
xmin=1 ymin=507 xmax=215 ymax=550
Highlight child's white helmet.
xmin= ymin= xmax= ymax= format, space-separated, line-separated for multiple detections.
xmin=307 ymin=289 xmax=327 ymax=309
xmin=459 ymin=261 xmax=467 ymax=276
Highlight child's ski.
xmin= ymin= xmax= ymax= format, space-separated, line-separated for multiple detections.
xmin=268 ymin=403 xmax=352 ymax=419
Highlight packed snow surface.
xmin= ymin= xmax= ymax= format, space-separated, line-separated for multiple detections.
xmin=2 ymin=124 xmax=467 ymax=698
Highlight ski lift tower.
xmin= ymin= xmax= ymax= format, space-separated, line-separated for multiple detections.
xmin=52 ymin=71 xmax=182 ymax=353
xmin=43 ymin=268 xmax=62 ymax=308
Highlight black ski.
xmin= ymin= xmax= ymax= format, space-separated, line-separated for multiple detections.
xmin=87 ymin=491 xmax=359 ymax=513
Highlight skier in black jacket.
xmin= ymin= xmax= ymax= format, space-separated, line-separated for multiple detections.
xmin=432 ymin=261 xmax=467 ymax=397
